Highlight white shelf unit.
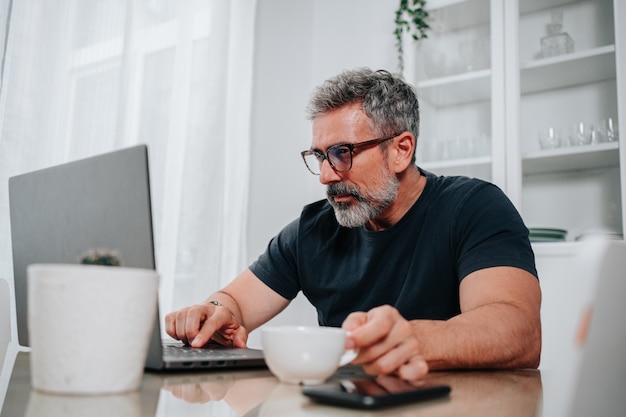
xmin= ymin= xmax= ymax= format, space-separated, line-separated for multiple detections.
xmin=406 ymin=0 xmax=502 ymax=188
xmin=406 ymin=0 xmax=625 ymax=240
xmin=515 ymin=0 xmax=624 ymax=240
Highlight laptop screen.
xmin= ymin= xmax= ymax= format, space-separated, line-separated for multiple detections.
xmin=9 ymin=145 xmax=156 ymax=347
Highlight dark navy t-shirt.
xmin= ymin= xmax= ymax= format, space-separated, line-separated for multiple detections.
xmin=249 ymin=170 xmax=537 ymax=327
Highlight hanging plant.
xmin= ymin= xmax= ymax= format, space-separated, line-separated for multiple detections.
xmin=394 ymin=0 xmax=431 ymax=73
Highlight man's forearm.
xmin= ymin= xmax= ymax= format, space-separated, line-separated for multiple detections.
xmin=412 ymin=302 xmax=541 ymax=370
xmin=208 ymin=269 xmax=291 ymax=333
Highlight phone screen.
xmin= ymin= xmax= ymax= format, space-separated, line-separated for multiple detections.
xmin=302 ymin=376 xmax=451 ymax=409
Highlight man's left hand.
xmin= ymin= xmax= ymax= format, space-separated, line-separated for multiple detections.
xmin=342 ymin=305 xmax=428 ymax=381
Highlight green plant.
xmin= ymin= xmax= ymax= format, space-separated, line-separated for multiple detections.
xmin=394 ymin=0 xmax=431 ymax=73
xmin=79 ymin=249 xmax=122 ymax=266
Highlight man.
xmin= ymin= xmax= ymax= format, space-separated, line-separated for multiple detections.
xmin=165 ymin=68 xmax=541 ymax=381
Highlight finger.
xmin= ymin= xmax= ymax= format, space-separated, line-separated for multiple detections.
xmin=191 ymin=305 xmax=239 ymax=347
xmin=342 ymin=311 xmax=381 ymax=350
xmin=176 ymin=305 xmax=210 ymax=345
xmin=184 ymin=305 xmax=212 ymax=343
xmin=164 ymin=311 xmax=178 ymax=340
xmin=341 ymin=311 xmax=368 ymax=331
xmin=232 ymin=326 xmax=249 ymax=348
xmin=396 ymin=356 xmax=429 ymax=381
xmin=360 ymin=335 xmax=418 ymax=375
xmin=175 ymin=309 xmax=194 ymax=345
xmin=198 ymin=381 xmax=230 ymax=401
xmin=208 ymin=331 xmax=234 ymax=346
xmin=163 ymin=384 xmax=179 ymax=396
xmin=211 ymin=326 xmax=247 ymax=347
xmin=352 ymin=320 xmax=412 ymax=365
xmin=180 ymin=383 xmax=210 ymax=404
xmin=210 ymin=325 xmax=247 ymax=347
xmin=346 ymin=306 xmax=396 ymax=349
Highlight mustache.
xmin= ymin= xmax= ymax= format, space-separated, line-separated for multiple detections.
xmin=326 ymin=183 xmax=363 ymax=202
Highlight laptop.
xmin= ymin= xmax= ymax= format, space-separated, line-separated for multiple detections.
xmin=8 ymin=144 xmax=265 ymax=371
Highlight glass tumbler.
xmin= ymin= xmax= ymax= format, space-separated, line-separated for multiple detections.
xmin=568 ymin=122 xmax=591 ymax=146
xmin=599 ymin=117 xmax=619 ymax=142
xmin=539 ymin=127 xmax=562 ymax=150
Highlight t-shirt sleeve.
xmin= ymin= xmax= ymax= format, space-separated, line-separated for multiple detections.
xmin=454 ymin=183 xmax=538 ymax=281
xmin=248 ymin=218 xmax=301 ymax=300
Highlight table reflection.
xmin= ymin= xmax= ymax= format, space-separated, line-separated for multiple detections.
xmin=25 ymin=391 xmax=143 ymax=417
xmin=160 ymin=368 xmax=541 ymax=417
xmin=2 ymin=352 xmax=542 ymax=417
xmin=253 ymin=369 xmax=541 ymax=417
xmin=160 ymin=371 xmax=278 ymax=416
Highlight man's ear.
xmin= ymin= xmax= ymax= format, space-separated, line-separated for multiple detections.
xmin=392 ymin=132 xmax=415 ymax=173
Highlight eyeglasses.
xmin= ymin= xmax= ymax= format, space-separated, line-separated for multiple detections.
xmin=300 ymin=134 xmax=399 ymax=175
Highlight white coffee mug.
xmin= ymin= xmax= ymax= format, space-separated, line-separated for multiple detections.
xmin=27 ymin=264 xmax=158 ymax=394
xmin=261 ymin=325 xmax=358 ymax=385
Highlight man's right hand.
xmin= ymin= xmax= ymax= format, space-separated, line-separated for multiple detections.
xmin=164 ymin=301 xmax=248 ymax=348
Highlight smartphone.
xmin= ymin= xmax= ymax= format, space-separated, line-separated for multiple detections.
xmin=302 ymin=377 xmax=451 ymax=409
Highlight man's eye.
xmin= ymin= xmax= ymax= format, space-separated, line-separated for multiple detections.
xmin=331 ymin=146 xmax=351 ymax=157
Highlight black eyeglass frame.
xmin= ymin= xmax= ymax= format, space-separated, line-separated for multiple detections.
xmin=300 ymin=133 xmax=401 ymax=175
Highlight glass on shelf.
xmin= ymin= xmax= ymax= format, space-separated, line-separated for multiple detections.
xmin=599 ymin=117 xmax=619 ymax=143
xmin=538 ymin=127 xmax=562 ymax=150
xmin=459 ymin=38 xmax=490 ymax=72
xmin=419 ymin=133 xmax=491 ymax=163
xmin=419 ymin=30 xmax=490 ymax=79
xmin=568 ymin=122 xmax=592 ymax=147
xmin=421 ymin=41 xmax=462 ymax=79
xmin=569 ymin=119 xmax=619 ymax=146
xmin=537 ymin=118 xmax=619 ymax=152
xmin=540 ymin=10 xmax=574 ymax=58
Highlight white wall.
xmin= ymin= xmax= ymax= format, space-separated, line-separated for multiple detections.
xmin=309 ymin=1 xmax=399 ymax=84
xmin=246 ymin=0 xmax=398 ymax=345
xmin=248 ymin=0 xmax=398 ymax=259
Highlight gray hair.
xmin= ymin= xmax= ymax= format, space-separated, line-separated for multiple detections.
xmin=306 ymin=68 xmax=420 ymax=163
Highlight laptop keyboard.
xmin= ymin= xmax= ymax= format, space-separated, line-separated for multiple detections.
xmin=163 ymin=344 xmax=254 ymax=360
xmin=160 ymin=341 xmax=265 ymax=369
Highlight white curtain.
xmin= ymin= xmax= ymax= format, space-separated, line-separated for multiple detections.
xmin=0 ymin=0 xmax=257 ymax=334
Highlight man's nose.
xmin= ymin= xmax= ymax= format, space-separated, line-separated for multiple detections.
xmin=319 ymin=159 xmax=341 ymax=184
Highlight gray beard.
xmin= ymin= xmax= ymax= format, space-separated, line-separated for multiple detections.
xmin=327 ymin=174 xmax=399 ymax=228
